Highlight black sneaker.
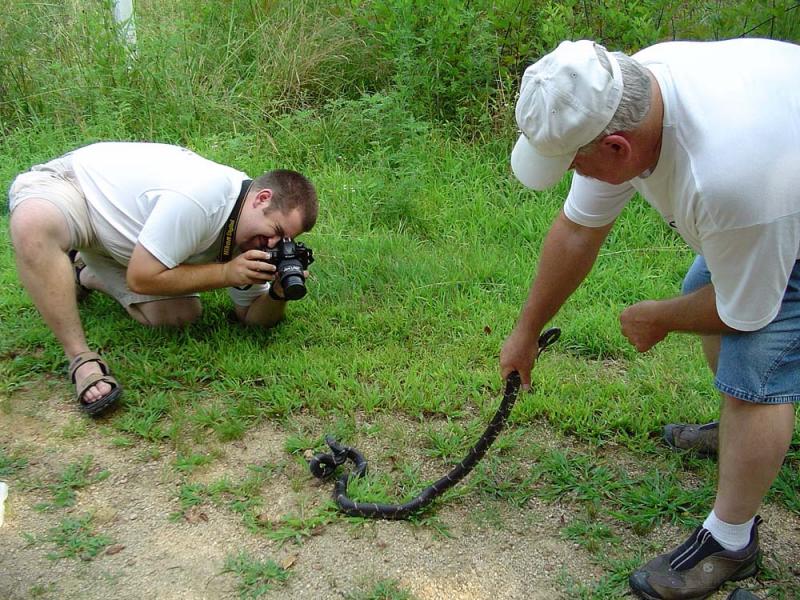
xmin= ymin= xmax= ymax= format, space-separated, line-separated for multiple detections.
xmin=629 ymin=517 xmax=762 ymax=600
xmin=662 ymin=421 xmax=719 ymax=457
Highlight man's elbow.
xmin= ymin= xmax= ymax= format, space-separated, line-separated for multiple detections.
xmin=126 ymin=271 xmax=156 ymax=295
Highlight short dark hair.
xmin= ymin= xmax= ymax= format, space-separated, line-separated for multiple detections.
xmin=252 ymin=169 xmax=318 ymax=232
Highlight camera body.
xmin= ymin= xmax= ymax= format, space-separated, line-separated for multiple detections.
xmin=263 ymin=238 xmax=314 ymax=300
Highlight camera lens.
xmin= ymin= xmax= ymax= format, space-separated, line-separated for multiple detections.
xmin=278 ymin=260 xmax=306 ymax=300
xmin=282 ymin=276 xmax=306 ymax=300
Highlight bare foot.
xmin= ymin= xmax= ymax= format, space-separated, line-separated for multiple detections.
xmin=73 ymin=361 xmax=113 ymax=404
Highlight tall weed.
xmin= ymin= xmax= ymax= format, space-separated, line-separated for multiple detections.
xmin=2 ymin=0 xmax=798 ymax=140
xmin=0 ymin=0 xmax=375 ymax=139
xmin=355 ymin=0 xmax=800 ymax=135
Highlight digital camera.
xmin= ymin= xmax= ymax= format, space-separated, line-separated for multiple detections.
xmin=263 ymin=238 xmax=314 ymax=300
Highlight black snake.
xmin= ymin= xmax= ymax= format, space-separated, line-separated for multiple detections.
xmin=309 ymin=328 xmax=560 ymax=519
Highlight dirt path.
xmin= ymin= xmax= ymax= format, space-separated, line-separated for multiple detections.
xmin=1 ymin=387 xmax=798 ymax=599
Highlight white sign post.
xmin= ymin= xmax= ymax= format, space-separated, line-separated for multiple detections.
xmin=112 ymin=0 xmax=137 ymax=49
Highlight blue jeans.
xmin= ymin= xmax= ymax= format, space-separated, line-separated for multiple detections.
xmin=682 ymin=256 xmax=800 ymax=404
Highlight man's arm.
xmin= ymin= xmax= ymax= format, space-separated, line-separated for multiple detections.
xmin=126 ymin=243 xmax=275 ymax=295
xmin=619 ymin=284 xmax=737 ymax=352
xmin=500 ymin=209 xmax=614 ymax=388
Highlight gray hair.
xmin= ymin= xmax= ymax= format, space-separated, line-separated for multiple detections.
xmin=578 ymin=47 xmax=652 ymax=154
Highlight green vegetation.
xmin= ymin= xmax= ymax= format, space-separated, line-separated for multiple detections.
xmin=35 ymin=456 xmax=110 ymax=511
xmin=345 ymin=579 xmax=417 ymax=600
xmin=223 ymin=551 xmax=291 ymax=598
xmin=42 ymin=515 xmax=114 ymax=561
xmin=2 ymin=0 xmax=799 ymax=598
xmin=0 ymin=446 xmax=29 ymax=477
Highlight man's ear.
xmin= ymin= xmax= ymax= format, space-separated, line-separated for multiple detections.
xmin=600 ymin=134 xmax=632 ymax=160
xmin=253 ymin=188 xmax=273 ymax=207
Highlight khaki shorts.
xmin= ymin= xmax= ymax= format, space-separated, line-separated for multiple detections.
xmin=8 ymin=156 xmax=198 ymax=308
xmin=8 ymin=155 xmax=95 ymax=249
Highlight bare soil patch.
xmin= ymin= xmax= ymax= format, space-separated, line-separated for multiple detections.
xmin=1 ymin=386 xmax=798 ymax=599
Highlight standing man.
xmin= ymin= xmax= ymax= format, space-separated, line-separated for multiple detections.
xmin=502 ymin=39 xmax=799 ymax=599
xmin=9 ymin=142 xmax=318 ymax=417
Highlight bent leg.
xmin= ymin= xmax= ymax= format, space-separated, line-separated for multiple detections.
xmin=76 ymin=254 xmax=202 ymax=327
xmin=128 ymin=297 xmax=202 ymax=327
xmin=9 ymin=199 xmax=111 ymax=403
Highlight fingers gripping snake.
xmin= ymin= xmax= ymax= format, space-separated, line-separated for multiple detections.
xmin=309 ymin=328 xmax=561 ymax=519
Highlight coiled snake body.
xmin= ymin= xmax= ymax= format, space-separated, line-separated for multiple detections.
xmin=309 ymin=328 xmax=560 ymax=519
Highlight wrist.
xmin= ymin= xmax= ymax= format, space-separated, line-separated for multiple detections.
xmin=514 ymin=319 xmax=545 ymax=342
xmin=643 ymin=298 xmax=672 ymax=331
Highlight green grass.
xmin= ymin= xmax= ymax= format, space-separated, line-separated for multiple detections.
xmin=2 ymin=1 xmax=800 ymax=598
xmin=2 ymin=104 xmax=799 ymax=596
xmin=174 ymin=451 xmax=215 ymax=474
xmin=42 ymin=515 xmax=113 ymax=561
xmin=0 ymin=446 xmax=29 ymax=477
xmin=345 ymin=579 xmax=417 ymax=600
xmin=35 ymin=456 xmax=110 ymax=511
xmin=223 ymin=551 xmax=291 ymax=598
xmin=561 ymin=519 xmax=621 ymax=553
xmin=167 ymin=461 xmax=339 ymax=543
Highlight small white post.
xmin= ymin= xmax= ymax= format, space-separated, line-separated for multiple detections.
xmin=0 ymin=481 xmax=8 ymax=527
xmin=112 ymin=0 xmax=137 ymax=49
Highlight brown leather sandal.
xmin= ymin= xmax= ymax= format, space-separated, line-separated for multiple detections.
xmin=69 ymin=351 xmax=123 ymax=416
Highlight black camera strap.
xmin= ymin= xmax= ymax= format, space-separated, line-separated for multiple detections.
xmin=216 ymin=178 xmax=253 ymax=263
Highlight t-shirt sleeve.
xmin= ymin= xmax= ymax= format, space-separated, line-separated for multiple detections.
xmin=701 ymin=219 xmax=800 ymax=331
xmin=564 ymin=174 xmax=637 ymax=227
xmin=137 ymin=191 xmax=216 ymax=268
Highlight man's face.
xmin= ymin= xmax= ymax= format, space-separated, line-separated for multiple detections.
xmin=237 ymin=205 xmax=306 ymax=252
xmin=569 ymin=148 xmax=635 ymax=185
xmin=569 ymin=133 xmax=653 ymax=185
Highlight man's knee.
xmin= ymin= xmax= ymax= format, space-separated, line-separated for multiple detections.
xmin=9 ymin=199 xmax=71 ymax=255
xmin=132 ymin=298 xmax=203 ymax=327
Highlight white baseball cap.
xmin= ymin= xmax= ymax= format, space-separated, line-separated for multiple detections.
xmin=511 ymin=40 xmax=623 ymax=190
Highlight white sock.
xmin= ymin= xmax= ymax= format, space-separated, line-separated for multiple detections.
xmin=703 ymin=510 xmax=754 ymax=551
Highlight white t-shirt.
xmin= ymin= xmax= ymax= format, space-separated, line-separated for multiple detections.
xmin=564 ymin=39 xmax=800 ymax=331
xmin=69 ymin=142 xmax=267 ymax=306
